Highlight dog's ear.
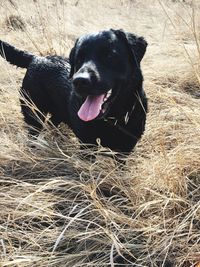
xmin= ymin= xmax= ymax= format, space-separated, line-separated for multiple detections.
xmin=112 ymin=29 xmax=148 ymax=66
xmin=69 ymin=39 xmax=78 ymax=78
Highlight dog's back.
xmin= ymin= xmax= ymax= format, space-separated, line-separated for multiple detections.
xmin=0 ymin=40 xmax=72 ymax=135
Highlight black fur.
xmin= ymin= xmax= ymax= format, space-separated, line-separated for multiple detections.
xmin=0 ymin=29 xmax=148 ymax=153
xmin=0 ymin=40 xmax=34 ymax=68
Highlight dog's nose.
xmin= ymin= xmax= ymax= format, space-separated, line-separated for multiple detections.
xmin=73 ymin=73 xmax=91 ymax=88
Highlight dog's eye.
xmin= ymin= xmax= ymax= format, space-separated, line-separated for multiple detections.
xmin=76 ymin=50 xmax=85 ymax=66
xmin=105 ymin=50 xmax=121 ymax=66
xmin=108 ymin=50 xmax=118 ymax=59
xmin=101 ymin=47 xmax=116 ymax=57
xmin=101 ymin=47 xmax=118 ymax=59
xmin=107 ymin=51 xmax=113 ymax=58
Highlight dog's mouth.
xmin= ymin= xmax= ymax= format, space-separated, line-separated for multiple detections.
xmin=78 ymin=89 xmax=113 ymax=122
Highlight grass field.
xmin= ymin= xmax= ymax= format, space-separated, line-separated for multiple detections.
xmin=0 ymin=0 xmax=200 ymax=266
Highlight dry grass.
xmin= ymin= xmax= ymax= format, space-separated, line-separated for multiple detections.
xmin=0 ymin=0 xmax=200 ymax=266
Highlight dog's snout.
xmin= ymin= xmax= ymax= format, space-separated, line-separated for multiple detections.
xmin=73 ymin=73 xmax=91 ymax=88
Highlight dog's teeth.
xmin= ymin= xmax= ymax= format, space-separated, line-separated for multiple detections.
xmin=103 ymin=89 xmax=112 ymax=102
xmin=107 ymin=89 xmax=112 ymax=97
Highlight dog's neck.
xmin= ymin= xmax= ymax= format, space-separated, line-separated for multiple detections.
xmin=104 ymin=96 xmax=137 ymax=124
xmin=103 ymin=101 xmax=138 ymax=140
xmin=107 ymin=75 xmax=143 ymax=122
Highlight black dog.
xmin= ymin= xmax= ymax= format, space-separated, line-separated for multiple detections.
xmin=0 ymin=29 xmax=148 ymax=153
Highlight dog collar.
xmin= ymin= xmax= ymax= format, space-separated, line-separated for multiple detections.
xmin=104 ymin=113 xmax=138 ymax=140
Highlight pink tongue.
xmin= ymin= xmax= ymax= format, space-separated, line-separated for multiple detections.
xmin=78 ymin=94 xmax=105 ymax=121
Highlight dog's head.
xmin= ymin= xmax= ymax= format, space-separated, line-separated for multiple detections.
xmin=69 ymin=29 xmax=147 ymax=122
